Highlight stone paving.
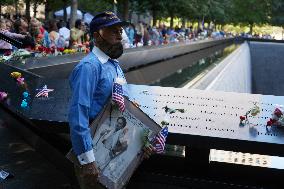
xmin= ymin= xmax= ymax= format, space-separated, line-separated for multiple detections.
xmin=0 ymin=119 xmax=75 ymax=189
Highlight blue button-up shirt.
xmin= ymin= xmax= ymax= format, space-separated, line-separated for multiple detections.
xmin=68 ymin=46 xmax=126 ymax=164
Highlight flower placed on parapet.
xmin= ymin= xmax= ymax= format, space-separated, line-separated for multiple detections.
xmin=162 ymin=106 xmax=185 ymax=114
xmin=266 ymin=107 xmax=284 ymax=129
xmin=22 ymin=92 xmax=29 ymax=98
xmin=141 ymin=90 xmax=149 ymax=95
xmin=161 ymin=120 xmax=169 ymax=126
xmin=10 ymin=72 xmax=25 ymax=86
xmin=10 ymin=72 xmax=22 ymax=79
xmin=0 ymin=92 xmax=8 ymax=101
xmin=239 ymin=103 xmax=260 ymax=126
xmin=21 ymin=99 xmax=28 ymax=108
xmin=16 ymin=77 xmax=25 ymax=85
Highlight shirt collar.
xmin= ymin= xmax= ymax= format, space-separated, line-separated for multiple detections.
xmin=92 ymin=46 xmax=110 ymax=64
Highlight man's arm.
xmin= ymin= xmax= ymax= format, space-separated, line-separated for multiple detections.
xmin=68 ymin=62 xmax=99 ymax=165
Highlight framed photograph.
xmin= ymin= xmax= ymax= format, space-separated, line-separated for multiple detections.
xmin=67 ymin=97 xmax=162 ymax=189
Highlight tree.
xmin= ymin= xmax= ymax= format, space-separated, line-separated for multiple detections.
xmin=207 ymin=0 xmax=229 ymax=25
xmin=44 ymin=0 xmax=71 ymax=21
xmin=1 ymin=0 xmax=14 ymax=16
xmin=270 ymin=0 xmax=284 ymax=39
xmin=44 ymin=0 xmax=52 ymax=20
xmin=70 ymin=0 xmax=78 ymax=28
xmin=1 ymin=0 xmax=13 ymax=15
xmin=78 ymin=0 xmax=112 ymax=15
xmin=122 ymin=0 xmax=129 ymax=21
xmin=231 ymin=0 xmax=271 ymax=34
xmin=270 ymin=0 xmax=284 ymax=26
xmin=62 ymin=0 xmax=68 ymax=22
xmin=176 ymin=0 xmax=196 ymax=27
xmin=133 ymin=0 xmax=165 ymax=26
xmin=25 ymin=0 xmax=31 ymax=20
xmin=163 ymin=0 xmax=192 ymax=28
xmin=30 ymin=0 xmax=45 ymax=18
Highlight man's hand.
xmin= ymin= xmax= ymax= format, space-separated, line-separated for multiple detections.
xmin=142 ymin=143 xmax=156 ymax=159
xmin=79 ymin=161 xmax=100 ymax=181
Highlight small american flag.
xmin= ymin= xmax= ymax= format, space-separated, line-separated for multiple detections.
xmin=112 ymin=82 xmax=125 ymax=112
xmin=35 ymin=85 xmax=54 ymax=98
xmin=153 ymin=126 xmax=168 ymax=154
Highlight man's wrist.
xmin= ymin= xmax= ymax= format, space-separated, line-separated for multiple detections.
xmin=77 ymin=149 xmax=96 ymax=165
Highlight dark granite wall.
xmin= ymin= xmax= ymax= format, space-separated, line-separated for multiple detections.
xmin=249 ymin=42 xmax=284 ymax=96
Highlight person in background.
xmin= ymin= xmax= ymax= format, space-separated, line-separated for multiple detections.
xmin=5 ymin=19 xmax=13 ymax=32
xmin=143 ymin=23 xmax=150 ymax=46
xmin=58 ymin=21 xmax=70 ymax=48
xmin=150 ymin=26 xmax=160 ymax=46
xmin=48 ymin=20 xmax=59 ymax=48
xmin=13 ymin=18 xmax=35 ymax=49
xmin=29 ymin=18 xmax=41 ymax=45
xmin=125 ymin=24 xmax=134 ymax=47
xmin=70 ymin=19 xmax=84 ymax=48
xmin=81 ymin=22 xmax=90 ymax=45
xmin=0 ymin=19 xmax=25 ymax=55
xmin=121 ymin=28 xmax=130 ymax=49
xmin=135 ymin=21 xmax=144 ymax=46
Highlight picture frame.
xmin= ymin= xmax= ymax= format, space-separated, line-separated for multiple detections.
xmin=67 ymin=97 xmax=162 ymax=189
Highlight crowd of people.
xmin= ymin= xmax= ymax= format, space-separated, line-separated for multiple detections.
xmin=0 ymin=15 xmax=229 ymax=56
xmin=124 ymin=22 xmax=228 ymax=48
xmin=239 ymin=32 xmax=274 ymax=40
xmin=0 ymin=16 xmax=91 ymax=55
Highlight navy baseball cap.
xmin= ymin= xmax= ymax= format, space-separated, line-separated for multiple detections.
xmin=90 ymin=11 xmax=129 ymax=34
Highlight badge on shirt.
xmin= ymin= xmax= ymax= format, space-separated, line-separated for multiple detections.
xmin=115 ymin=77 xmax=126 ymax=85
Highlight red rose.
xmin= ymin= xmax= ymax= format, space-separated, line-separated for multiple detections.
xmin=57 ymin=47 xmax=64 ymax=52
xmin=45 ymin=48 xmax=51 ymax=54
xmin=267 ymin=121 xmax=272 ymax=126
xmin=38 ymin=46 xmax=44 ymax=52
xmin=274 ymin=108 xmax=283 ymax=117
xmin=270 ymin=118 xmax=277 ymax=124
xmin=4 ymin=50 xmax=12 ymax=56
xmin=240 ymin=116 xmax=246 ymax=120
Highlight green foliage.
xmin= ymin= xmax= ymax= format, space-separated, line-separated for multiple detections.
xmin=132 ymin=0 xmax=165 ymax=18
xmin=5 ymin=0 xmax=283 ymax=29
xmin=2 ymin=0 xmax=14 ymax=6
xmin=48 ymin=0 xmax=71 ymax=12
xmin=230 ymin=0 xmax=271 ymax=25
xmin=78 ymin=0 xmax=113 ymax=14
xmin=271 ymin=0 xmax=284 ymax=26
xmin=206 ymin=0 xmax=233 ymax=24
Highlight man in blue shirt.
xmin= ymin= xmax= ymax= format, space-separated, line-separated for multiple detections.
xmin=68 ymin=12 xmax=154 ymax=188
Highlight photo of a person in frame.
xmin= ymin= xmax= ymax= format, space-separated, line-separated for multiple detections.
xmin=94 ymin=116 xmax=129 ymax=170
xmin=102 ymin=117 xmax=129 ymax=159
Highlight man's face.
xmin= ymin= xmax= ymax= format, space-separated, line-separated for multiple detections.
xmin=99 ymin=25 xmax=123 ymax=45
xmin=116 ymin=118 xmax=125 ymax=130
xmin=94 ymin=25 xmax=124 ymax=59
